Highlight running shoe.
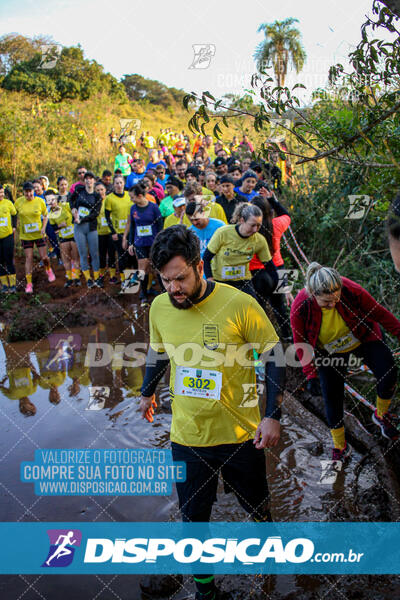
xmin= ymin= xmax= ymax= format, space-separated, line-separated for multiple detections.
xmin=0 ymin=286 xmax=9 ymax=294
xmin=87 ymin=279 xmax=95 ymax=288
xmin=74 ymin=279 xmax=81 ymax=287
xmin=109 ymin=276 xmax=118 ymax=285
xmin=25 ymin=283 xmax=33 ymax=294
xmin=8 ymin=286 xmax=16 ymax=293
xmin=96 ymin=277 xmax=104 ymax=288
xmin=64 ymin=280 xmax=73 ymax=288
xmin=331 ymin=443 xmax=351 ymax=462
xmin=47 ymin=268 xmax=56 ymax=282
xmin=372 ymin=410 xmax=399 ymax=441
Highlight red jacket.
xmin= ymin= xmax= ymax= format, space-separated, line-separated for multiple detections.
xmin=290 ymin=277 xmax=400 ymax=380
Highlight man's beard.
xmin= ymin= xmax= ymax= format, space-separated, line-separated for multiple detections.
xmin=168 ymin=272 xmax=203 ymax=310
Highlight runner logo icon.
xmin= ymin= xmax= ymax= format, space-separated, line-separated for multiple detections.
xmin=42 ymin=529 xmax=82 ymax=567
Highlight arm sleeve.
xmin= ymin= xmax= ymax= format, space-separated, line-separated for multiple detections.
xmin=68 ymin=190 xmax=77 ymax=211
xmin=203 ymin=248 xmax=215 ymax=279
xmin=268 ymin=194 xmax=289 ymax=217
xmin=153 ymin=206 xmax=163 ymax=236
xmin=290 ymin=292 xmax=317 ymax=380
xmin=105 ymin=209 xmax=116 ymax=235
xmin=92 ymin=193 xmax=102 ymax=218
xmin=140 ymin=348 xmax=170 ymax=397
xmin=262 ymin=259 xmax=278 ymax=290
xmin=11 ymin=214 xmax=17 ymax=228
xmin=263 ymin=341 xmax=286 ymax=421
xmin=128 ymin=211 xmax=134 ymax=246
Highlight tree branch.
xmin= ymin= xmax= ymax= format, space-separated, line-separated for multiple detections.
xmin=296 ymin=99 xmax=400 ymax=164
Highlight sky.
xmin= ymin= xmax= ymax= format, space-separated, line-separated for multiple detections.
xmin=0 ymin=0 xmax=379 ymax=102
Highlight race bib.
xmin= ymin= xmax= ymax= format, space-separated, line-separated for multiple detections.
xmin=324 ymin=331 xmax=359 ymax=354
xmin=119 ymin=219 xmax=127 ymax=229
xmin=137 ymin=225 xmax=152 ymax=237
xmin=221 ymin=265 xmax=246 ymax=280
xmin=60 ymin=226 xmax=74 ymax=237
xmin=101 ymin=217 xmax=108 ymax=227
xmin=78 ymin=206 xmax=90 ymax=218
xmin=24 ymin=222 xmax=40 ymax=233
xmin=15 ymin=377 xmax=30 ymax=388
xmin=0 ymin=217 xmax=8 ymax=227
xmin=175 ymin=366 xmax=222 ymax=400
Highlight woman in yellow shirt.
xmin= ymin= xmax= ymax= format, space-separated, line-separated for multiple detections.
xmin=48 ymin=196 xmax=80 ymax=288
xmin=95 ymin=181 xmax=116 ymax=286
xmin=0 ymin=184 xmax=17 ymax=292
xmin=15 ymin=182 xmax=55 ymax=294
xmin=291 ymin=262 xmax=400 ymax=461
xmin=105 ymin=175 xmax=133 ymax=286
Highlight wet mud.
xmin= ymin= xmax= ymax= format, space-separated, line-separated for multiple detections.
xmin=0 ymin=262 xmax=399 ymax=598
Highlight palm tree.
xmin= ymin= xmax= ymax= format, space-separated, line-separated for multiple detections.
xmin=254 ymin=18 xmax=306 ymax=87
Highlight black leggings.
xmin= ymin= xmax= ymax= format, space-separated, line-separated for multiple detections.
xmin=98 ymin=234 xmax=116 ymax=270
xmin=113 ymin=233 xmax=135 ymax=274
xmin=0 ymin=234 xmax=15 ymax=276
xmin=318 ymin=339 xmax=397 ymax=429
xmin=252 ymin=266 xmax=291 ymax=339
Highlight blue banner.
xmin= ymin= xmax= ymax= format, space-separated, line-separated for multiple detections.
xmin=0 ymin=522 xmax=399 ymax=574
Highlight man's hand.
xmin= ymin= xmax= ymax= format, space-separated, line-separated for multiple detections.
xmin=140 ymin=395 xmax=157 ymax=422
xmin=253 ymin=417 xmax=280 ymax=449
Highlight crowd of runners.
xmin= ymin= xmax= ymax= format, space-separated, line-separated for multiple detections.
xmin=2 ymin=128 xmax=400 ymax=600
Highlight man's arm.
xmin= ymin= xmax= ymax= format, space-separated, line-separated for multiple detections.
xmin=253 ymin=342 xmax=285 ymax=449
xmin=139 ymin=347 xmax=170 ymax=422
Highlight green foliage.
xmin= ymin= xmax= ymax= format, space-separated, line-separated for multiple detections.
xmin=121 ymin=74 xmax=185 ymax=108
xmin=2 ymin=43 xmax=126 ymax=102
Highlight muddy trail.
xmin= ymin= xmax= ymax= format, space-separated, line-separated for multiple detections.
xmin=0 ymin=257 xmax=400 ymax=599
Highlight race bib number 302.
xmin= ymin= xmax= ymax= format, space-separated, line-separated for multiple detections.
xmin=175 ymin=367 xmax=222 ymax=400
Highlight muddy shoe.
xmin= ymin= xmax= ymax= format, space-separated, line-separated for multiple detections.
xmin=372 ymin=410 xmax=399 ymax=441
xmin=140 ymin=574 xmax=183 ymax=598
xmin=331 ymin=443 xmax=351 ymax=462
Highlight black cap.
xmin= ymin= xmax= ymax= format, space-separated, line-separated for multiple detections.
xmin=219 ymin=175 xmax=235 ymax=185
xmin=185 ymin=166 xmax=199 ymax=178
xmin=84 ymin=171 xmax=96 ymax=179
xmin=214 ymin=157 xmax=227 ymax=167
xmin=166 ymin=176 xmax=184 ymax=191
xmin=23 ymin=182 xmax=34 ymax=191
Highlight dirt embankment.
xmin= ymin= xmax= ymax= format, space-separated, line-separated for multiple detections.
xmin=0 ymin=257 xmax=137 ymax=341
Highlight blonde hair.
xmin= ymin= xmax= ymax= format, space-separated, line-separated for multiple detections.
xmin=231 ymin=202 xmax=262 ymax=224
xmin=305 ymin=262 xmax=342 ymax=296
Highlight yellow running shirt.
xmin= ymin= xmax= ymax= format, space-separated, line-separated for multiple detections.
xmin=15 ymin=196 xmax=47 ymax=241
xmin=105 ymin=192 xmax=132 ymax=234
xmin=97 ymin=199 xmax=111 ymax=236
xmin=163 ymin=213 xmax=191 ymax=229
xmin=1 ymin=367 xmax=37 ymax=400
xmin=0 ymin=198 xmax=16 ymax=239
xmin=207 ymin=224 xmax=271 ymax=281
xmin=49 ymin=203 xmax=74 ymax=240
xmin=318 ymin=308 xmax=360 ymax=354
xmin=208 ymin=201 xmax=227 ymax=224
xmin=149 ymin=282 xmax=279 ymax=446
